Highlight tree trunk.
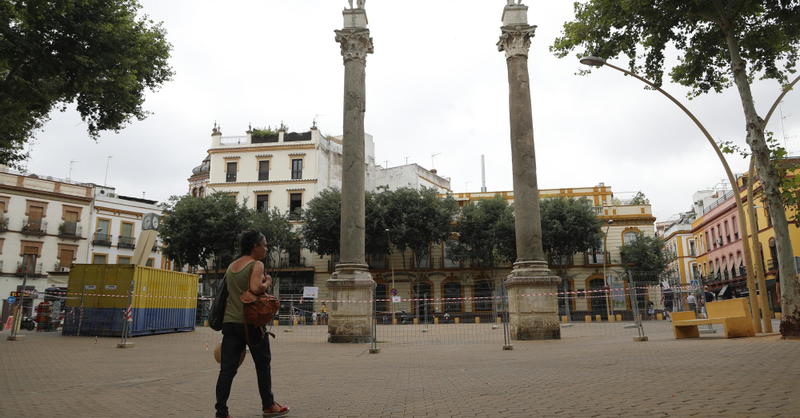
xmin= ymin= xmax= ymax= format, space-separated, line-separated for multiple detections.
xmin=723 ymin=26 xmax=800 ymax=337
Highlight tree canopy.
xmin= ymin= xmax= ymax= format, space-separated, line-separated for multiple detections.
xmin=551 ymin=0 xmax=800 ymax=335
xmin=540 ymin=196 xmax=603 ymax=276
xmin=251 ymin=207 xmax=301 ymax=284
xmin=619 ymin=233 xmax=670 ymax=282
xmin=0 ymin=0 xmax=174 ymax=167
xmin=159 ymin=192 xmax=249 ymax=292
xmin=446 ymin=195 xmax=516 ymax=281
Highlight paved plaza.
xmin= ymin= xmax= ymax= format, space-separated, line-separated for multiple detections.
xmin=1 ymin=322 xmax=799 ymax=418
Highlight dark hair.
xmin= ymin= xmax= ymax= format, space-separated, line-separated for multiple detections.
xmin=240 ymin=229 xmax=265 ymax=255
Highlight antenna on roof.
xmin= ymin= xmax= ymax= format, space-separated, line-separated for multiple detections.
xmin=431 ymin=152 xmax=441 ymax=169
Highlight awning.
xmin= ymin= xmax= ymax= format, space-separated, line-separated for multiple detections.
xmin=717 ymin=284 xmax=729 ymax=297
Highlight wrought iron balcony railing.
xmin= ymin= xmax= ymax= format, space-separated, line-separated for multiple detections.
xmin=92 ymin=232 xmax=112 ymax=247
xmin=22 ymin=218 xmax=47 ymax=235
xmin=58 ymin=222 xmax=82 ymax=238
xmin=17 ymin=262 xmax=43 ymax=276
xmin=280 ymin=257 xmax=306 ymax=268
xmin=118 ymin=235 xmax=136 ymax=249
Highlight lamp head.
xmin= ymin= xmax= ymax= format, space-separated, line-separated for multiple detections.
xmin=580 ymin=56 xmax=607 ymax=67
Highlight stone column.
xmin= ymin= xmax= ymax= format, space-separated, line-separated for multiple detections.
xmin=325 ymin=5 xmax=374 ymax=343
xmin=497 ymin=3 xmax=561 ymax=340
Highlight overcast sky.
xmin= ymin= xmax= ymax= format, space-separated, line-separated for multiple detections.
xmin=26 ymin=0 xmax=800 ymax=223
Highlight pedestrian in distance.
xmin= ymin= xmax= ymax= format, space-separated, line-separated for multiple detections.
xmin=320 ymin=302 xmax=327 ymax=325
xmin=702 ymin=286 xmax=715 ymax=319
xmin=687 ymin=292 xmax=697 ymax=314
xmin=647 ymin=301 xmax=655 ymax=320
xmin=215 ymin=230 xmax=289 ymax=418
xmin=661 ymin=286 xmax=674 ymax=321
xmin=312 ymin=311 xmax=318 ymax=325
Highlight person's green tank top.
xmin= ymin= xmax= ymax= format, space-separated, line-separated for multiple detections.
xmin=223 ymin=260 xmax=256 ymax=324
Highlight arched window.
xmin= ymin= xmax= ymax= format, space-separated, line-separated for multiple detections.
xmin=442 ymin=281 xmax=463 ymax=313
xmin=199 ymin=187 xmax=205 ymax=197
xmin=192 ymin=188 xmax=197 ymax=197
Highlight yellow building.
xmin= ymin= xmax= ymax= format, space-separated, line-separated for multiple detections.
xmin=305 ymin=183 xmax=656 ymax=322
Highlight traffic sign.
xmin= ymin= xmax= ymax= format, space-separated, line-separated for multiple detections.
xmin=7 ymin=296 xmax=16 ymax=304
xmin=390 ymin=288 xmax=398 ymax=296
xmin=690 ymin=280 xmax=699 ymax=287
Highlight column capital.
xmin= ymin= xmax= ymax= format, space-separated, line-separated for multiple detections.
xmin=497 ymin=25 xmax=537 ymax=60
xmin=335 ymin=28 xmax=374 ymax=63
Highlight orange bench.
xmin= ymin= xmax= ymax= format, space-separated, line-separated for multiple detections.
xmin=672 ymin=298 xmax=756 ymax=339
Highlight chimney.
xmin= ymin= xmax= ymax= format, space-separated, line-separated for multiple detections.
xmin=481 ymin=155 xmax=487 ymax=192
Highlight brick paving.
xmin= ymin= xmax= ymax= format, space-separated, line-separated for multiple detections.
xmin=1 ymin=321 xmax=798 ymax=418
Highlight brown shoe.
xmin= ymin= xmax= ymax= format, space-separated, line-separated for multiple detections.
xmin=263 ymin=402 xmax=290 ymax=417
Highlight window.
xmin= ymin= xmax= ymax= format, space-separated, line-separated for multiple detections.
xmin=724 ymin=221 xmax=730 ymax=243
xmin=119 ymin=222 xmax=134 ymax=248
xmin=92 ymin=254 xmax=108 ymax=264
xmin=21 ymin=246 xmax=37 ymax=273
xmin=62 ymin=210 xmax=79 ymax=235
xmin=146 ymin=258 xmax=154 ymax=267
xmin=258 ymin=160 xmax=270 ymax=181
xmin=689 ymin=240 xmax=696 ymax=257
xmin=732 ymin=216 xmax=739 ymax=240
xmin=26 ymin=205 xmax=44 ymax=233
xmin=256 ymin=194 xmax=269 ymax=212
xmin=474 ymin=281 xmax=493 ymax=312
xmin=443 ymin=281 xmax=463 ymax=312
xmin=289 ymin=193 xmax=302 ymax=216
xmin=623 ymin=231 xmax=639 ymax=244
xmin=711 ymin=228 xmax=716 ymax=248
xmin=705 ymin=232 xmax=710 ymax=252
xmin=226 ymin=161 xmax=237 ymax=182
xmin=95 ymin=218 xmax=111 ymax=245
xmin=59 ymin=249 xmax=74 ymax=269
xmin=291 ymin=159 xmax=303 ymax=179
xmin=117 ymin=256 xmax=131 ymax=265
xmin=198 ymin=187 xmax=205 ymax=197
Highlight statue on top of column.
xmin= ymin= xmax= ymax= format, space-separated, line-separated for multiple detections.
xmin=348 ymin=0 xmax=366 ymax=9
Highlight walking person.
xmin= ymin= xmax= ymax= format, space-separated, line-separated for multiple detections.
xmin=687 ymin=292 xmax=697 ymax=314
xmin=215 ymin=230 xmax=290 ymax=418
xmin=320 ymin=302 xmax=327 ymax=325
xmin=702 ymin=286 xmax=715 ymax=319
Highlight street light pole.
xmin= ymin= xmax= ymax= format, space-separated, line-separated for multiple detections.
xmin=580 ymin=56 xmax=762 ymax=333
xmin=386 ymin=229 xmax=396 ymax=325
xmin=603 ymin=219 xmax=614 ymax=322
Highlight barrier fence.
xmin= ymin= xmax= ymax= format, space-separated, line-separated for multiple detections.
xmin=4 ymin=281 xmax=713 ymax=349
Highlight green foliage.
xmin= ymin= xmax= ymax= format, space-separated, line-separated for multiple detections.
xmin=0 ymin=0 xmax=174 ymax=168
xmin=551 ymin=1 xmax=800 ymax=97
xmin=299 ymin=188 xmax=342 ymax=258
xmin=629 ymin=191 xmax=647 ymax=205
xmin=251 ymin=207 xmax=300 ymax=275
xmin=446 ymin=195 xmax=516 ymax=279
xmin=540 ymin=197 xmax=603 ymax=274
xmin=619 ymin=234 xmax=670 ymax=281
xmin=159 ymin=192 xmax=250 ymax=292
xmin=251 ymin=126 xmax=277 ymax=138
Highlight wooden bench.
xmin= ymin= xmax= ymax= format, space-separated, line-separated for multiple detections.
xmin=672 ymin=298 xmax=756 ymax=339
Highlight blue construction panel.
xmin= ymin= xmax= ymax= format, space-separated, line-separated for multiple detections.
xmin=61 ymin=307 xmax=196 ymax=337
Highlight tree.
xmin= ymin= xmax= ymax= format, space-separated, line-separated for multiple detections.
xmin=619 ymin=234 xmax=670 ymax=282
xmin=540 ymin=197 xmax=603 ymax=279
xmin=299 ymin=188 xmax=387 ymax=262
xmin=159 ymin=192 xmax=250 ymax=294
xmin=251 ymin=207 xmax=300 ymax=292
xmin=446 ymin=195 xmax=516 ymax=286
xmin=299 ymin=188 xmax=342 ymax=259
xmin=386 ymin=187 xmax=459 ymax=302
xmin=551 ymin=1 xmax=800 ymax=336
xmin=1 ymin=0 xmax=174 ymax=167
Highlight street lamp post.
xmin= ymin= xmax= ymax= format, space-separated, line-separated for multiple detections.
xmin=386 ymin=229 xmax=396 ymax=325
xmin=603 ymin=219 xmax=614 ymax=322
xmin=580 ymin=56 xmax=762 ymax=333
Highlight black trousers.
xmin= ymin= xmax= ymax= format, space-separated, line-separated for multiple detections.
xmin=215 ymin=322 xmax=274 ymax=417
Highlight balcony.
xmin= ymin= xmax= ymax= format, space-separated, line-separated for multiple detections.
xmin=58 ymin=222 xmax=82 ymax=239
xmin=16 ymin=262 xmax=43 ymax=276
xmin=734 ymin=232 xmax=739 ymax=240
xmin=258 ymin=171 xmax=269 ymax=181
xmin=726 ymin=235 xmax=731 ymax=244
xmin=291 ymin=170 xmax=303 ymax=180
xmin=118 ymin=235 xmax=136 ymax=249
xmin=92 ymin=232 xmax=112 ymax=247
xmin=226 ymin=172 xmax=237 ymax=182
xmin=0 ymin=216 xmax=8 ymax=232
xmin=21 ymin=218 xmax=47 ymax=236
xmin=768 ymin=259 xmax=778 ymax=271
xmin=280 ymin=256 xmax=306 ymax=268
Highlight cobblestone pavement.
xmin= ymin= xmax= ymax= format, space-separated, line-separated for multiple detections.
xmin=1 ymin=321 xmax=798 ymax=418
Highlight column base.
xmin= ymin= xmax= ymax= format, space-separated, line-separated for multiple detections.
xmin=504 ymin=260 xmax=562 ymax=340
xmin=116 ymin=342 xmax=135 ymax=349
xmin=326 ymin=263 xmax=374 ymax=343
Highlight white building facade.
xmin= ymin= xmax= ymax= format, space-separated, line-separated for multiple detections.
xmin=87 ymin=186 xmax=165 ymax=269
xmin=0 ymin=170 xmax=93 ymax=322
